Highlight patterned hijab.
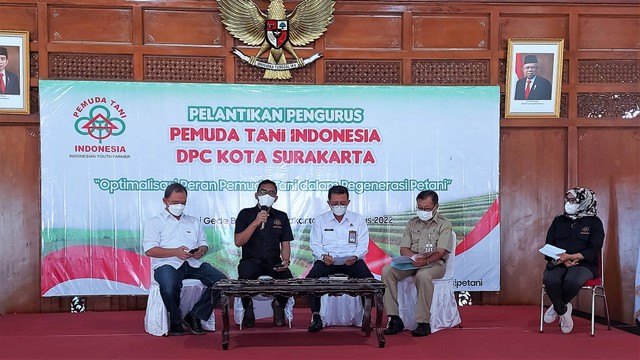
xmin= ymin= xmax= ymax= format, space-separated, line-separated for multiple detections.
xmin=564 ymin=187 xmax=598 ymax=219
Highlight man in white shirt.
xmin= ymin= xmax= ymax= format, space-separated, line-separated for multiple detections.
xmin=143 ymin=183 xmax=227 ymax=336
xmin=306 ymin=185 xmax=373 ymax=332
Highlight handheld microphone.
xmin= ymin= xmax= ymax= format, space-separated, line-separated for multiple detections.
xmin=260 ymin=205 xmax=268 ymax=230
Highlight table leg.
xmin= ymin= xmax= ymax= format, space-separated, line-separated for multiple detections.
xmin=220 ymin=294 xmax=230 ymax=350
xmin=375 ymin=290 xmax=385 ymax=348
xmin=362 ymin=294 xmax=372 ymax=337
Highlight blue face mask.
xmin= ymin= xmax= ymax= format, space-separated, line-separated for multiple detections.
xmin=331 ymin=205 xmax=347 ymax=216
xmin=417 ymin=210 xmax=433 ymax=221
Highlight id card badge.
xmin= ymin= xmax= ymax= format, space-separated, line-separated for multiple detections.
xmin=348 ymin=230 xmax=357 ymax=244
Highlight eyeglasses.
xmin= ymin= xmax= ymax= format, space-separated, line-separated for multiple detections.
xmin=564 ymin=197 xmax=578 ymax=204
xmin=329 ymin=202 xmax=349 ymax=206
xmin=258 ymin=189 xmax=277 ymax=196
xmin=417 ymin=207 xmax=435 ymax=212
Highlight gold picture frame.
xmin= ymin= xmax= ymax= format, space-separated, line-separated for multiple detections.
xmin=505 ymin=39 xmax=564 ymax=118
xmin=0 ymin=30 xmax=30 ymax=114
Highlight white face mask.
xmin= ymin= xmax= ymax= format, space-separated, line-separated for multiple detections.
xmin=258 ymin=194 xmax=276 ymax=208
xmin=417 ymin=210 xmax=433 ymax=221
xmin=167 ymin=204 xmax=185 ymax=217
xmin=331 ymin=205 xmax=347 ymax=216
xmin=564 ymin=202 xmax=579 ymax=215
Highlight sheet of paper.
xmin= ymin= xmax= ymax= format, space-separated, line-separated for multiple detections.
xmin=539 ymin=244 xmax=566 ymax=260
xmin=331 ymin=256 xmax=351 ymax=265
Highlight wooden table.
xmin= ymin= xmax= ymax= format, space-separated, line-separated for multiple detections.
xmin=213 ymin=278 xmax=386 ymax=350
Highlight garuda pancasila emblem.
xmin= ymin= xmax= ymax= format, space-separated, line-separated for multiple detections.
xmin=217 ymin=0 xmax=335 ymax=80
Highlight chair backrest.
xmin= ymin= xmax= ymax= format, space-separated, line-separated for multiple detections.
xmin=443 ymin=231 xmax=456 ymax=278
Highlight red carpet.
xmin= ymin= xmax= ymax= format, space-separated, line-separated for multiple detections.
xmin=0 ymin=306 xmax=637 ymax=359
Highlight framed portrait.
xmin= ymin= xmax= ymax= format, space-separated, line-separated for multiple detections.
xmin=505 ymin=39 xmax=564 ymax=118
xmin=0 ymin=30 xmax=30 ymax=114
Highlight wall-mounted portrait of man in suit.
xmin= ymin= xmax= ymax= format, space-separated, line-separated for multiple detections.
xmin=505 ymin=39 xmax=564 ymax=118
xmin=513 ymin=53 xmax=553 ymax=101
xmin=0 ymin=46 xmax=21 ymax=96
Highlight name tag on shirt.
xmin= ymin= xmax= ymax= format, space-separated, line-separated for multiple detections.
xmin=324 ymin=228 xmax=334 ymax=231
xmin=348 ymin=230 xmax=357 ymax=244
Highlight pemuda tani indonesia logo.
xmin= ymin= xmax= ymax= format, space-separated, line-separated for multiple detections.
xmin=70 ymin=97 xmax=130 ymax=159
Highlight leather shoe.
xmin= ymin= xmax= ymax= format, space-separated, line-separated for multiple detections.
xmin=308 ymin=314 xmax=323 ymax=333
xmin=168 ymin=323 xmax=184 ymax=336
xmin=242 ymin=299 xmax=255 ymax=328
xmin=383 ymin=315 xmax=404 ymax=335
xmin=183 ymin=312 xmax=205 ymax=335
xmin=411 ymin=322 xmax=431 ymax=337
xmin=272 ymin=299 xmax=285 ymax=327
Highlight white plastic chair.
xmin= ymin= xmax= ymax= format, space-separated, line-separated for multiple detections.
xmin=233 ymin=295 xmax=295 ymax=328
xmin=144 ymin=278 xmax=216 ymax=336
xmin=397 ymin=231 xmax=461 ymax=332
xmin=319 ymin=294 xmax=365 ymax=327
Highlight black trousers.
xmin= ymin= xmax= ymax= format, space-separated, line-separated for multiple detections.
xmin=238 ymin=258 xmax=293 ymax=309
xmin=154 ymin=262 xmax=227 ymax=325
xmin=543 ymin=264 xmax=594 ymax=315
xmin=305 ymin=259 xmax=373 ymax=314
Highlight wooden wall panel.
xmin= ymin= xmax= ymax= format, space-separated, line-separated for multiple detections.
xmin=499 ymin=16 xmax=568 ymax=49
xmin=325 ymin=14 xmax=402 ymax=49
xmin=325 ymin=60 xmax=402 ymax=84
xmin=48 ymin=7 xmax=133 ymax=44
xmin=498 ymin=128 xmax=567 ymax=305
xmin=578 ymin=16 xmax=640 ymax=50
xmin=576 ymin=93 xmax=640 ymax=118
xmin=575 ymin=128 xmax=640 ymax=321
xmin=578 ymin=60 xmax=640 ymax=84
xmin=413 ymin=15 xmax=489 ymax=50
xmin=0 ymin=5 xmax=38 ymax=41
xmin=412 ymin=59 xmax=489 ymax=84
xmin=144 ymin=56 xmax=226 ymax=82
xmin=48 ymin=53 xmax=134 ymax=80
xmin=0 ymin=126 xmax=41 ymax=314
xmin=143 ymin=10 xmax=224 ymax=47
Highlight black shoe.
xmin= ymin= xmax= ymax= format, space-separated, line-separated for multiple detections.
xmin=182 ymin=312 xmax=205 ymax=335
xmin=168 ymin=323 xmax=184 ymax=336
xmin=411 ymin=322 xmax=431 ymax=337
xmin=242 ymin=300 xmax=255 ymax=328
xmin=308 ymin=314 xmax=323 ymax=333
xmin=383 ymin=315 xmax=405 ymax=335
xmin=272 ymin=299 xmax=285 ymax=327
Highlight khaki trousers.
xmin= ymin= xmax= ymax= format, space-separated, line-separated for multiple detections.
xmin=381 ymin=262 xmax=445 ymax=323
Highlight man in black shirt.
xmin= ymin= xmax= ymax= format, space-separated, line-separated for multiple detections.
xmin=234 ymin=179 xmax=294 ymax=327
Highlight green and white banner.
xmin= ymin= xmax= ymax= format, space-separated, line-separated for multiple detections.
xmin=40 ymin=81 xmax=500 ymax=296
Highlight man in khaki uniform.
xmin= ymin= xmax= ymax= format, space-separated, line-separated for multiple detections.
xmin=381 ymin=190 xmax=453 ymax=337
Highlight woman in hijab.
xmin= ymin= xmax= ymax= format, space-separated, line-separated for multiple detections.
xmin=542 ymin=187 xmax=604 ymax=334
